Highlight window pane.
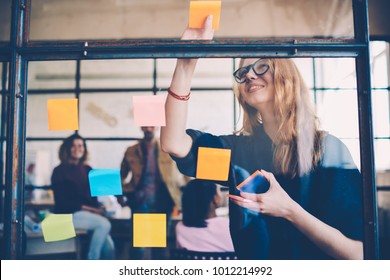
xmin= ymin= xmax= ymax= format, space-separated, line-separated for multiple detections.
xmin=80 ymin=60 xmax=154 ymax=89
xmin=187 ymin=90 xmax=235 ymax=135
xmin=372 ymin=90 xmax=390 ymax=138
xmin=370 ymin=42 xmax=389 ymax=89
xmin=28 ymin=61 xmax=76 ymax=90
xmin=26 ymin=94 xmax=76 ymax=138
xmin=315 ymin=58 xmax=357 ymax=88
xmin=30 ymin=0 xmax=354 ymax=40
xmin=374 ymin=140 xmax=390 ymax=171
xmin=157 ymin=58 xmax=234 ymax=89
xmin=78 ymin=92 xmax=149 ymax=138
xmin=25 ymin=141 xmax=62 ymax=186
xmin=87 ymin=140 xmax=138 ymax=169
xmin=316 ymin=89 xmax=359 ymax=139
xmin=0 ymin=0 xmax=11 ymax=42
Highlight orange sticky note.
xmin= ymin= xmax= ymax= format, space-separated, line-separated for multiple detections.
xmin=47 ymin=98 xmax=79 ymax=130
xmin=133 ymin=95 xmax=166 ymax=127
xmin=196 ymin=147 xmax=231 ymax=181
xmin=189 ymin=1 xmax=221 ymax=30
xmin=133 ymin=214 xmax=166 ymax=247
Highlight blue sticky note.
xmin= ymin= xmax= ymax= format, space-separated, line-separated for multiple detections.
xmin=236 ymin=170 xmax=270 ymax=194
xmin=88 ymin=169 xmax=123 ymax=197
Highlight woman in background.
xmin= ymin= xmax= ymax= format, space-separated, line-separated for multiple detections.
xmin=176 ymin=179 xmax=234 ymax=252
xmin=51 ymin=133 xmax=115 ymax=260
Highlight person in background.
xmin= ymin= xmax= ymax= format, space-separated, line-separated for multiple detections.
xmin=118 ymin=126 xmax=187 ymax=259
xmin=176 ymin=179 xmax=234 ymax=253
xmin=51 ymin=133 xmax=115 ymax=260
xmin=161 ymin=16 xmax=363 ymax=259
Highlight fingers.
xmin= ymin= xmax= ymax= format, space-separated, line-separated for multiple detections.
xmin=204 ymin=14 xmax=213 ymax=29
xmin=229 ymin=197 xmax=262 ymax=213
xmin=240 ymin=192 xmax=259 ymax=201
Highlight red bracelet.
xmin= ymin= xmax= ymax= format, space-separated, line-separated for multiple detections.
xmin=168 ymin=87 xmax=190 ymax=101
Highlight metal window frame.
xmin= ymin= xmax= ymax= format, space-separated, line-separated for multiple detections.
xmin=0 ymin=0 xmax=379 ymax=259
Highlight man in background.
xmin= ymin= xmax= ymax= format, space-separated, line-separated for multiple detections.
xmin=118 ymin=126 xmax=187 ymax=259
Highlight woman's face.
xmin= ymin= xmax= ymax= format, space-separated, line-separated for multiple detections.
xmin=70 ymin=139 xmax=85 ymax=162
xmin=238 ymin=58 xmax=275 ymax=108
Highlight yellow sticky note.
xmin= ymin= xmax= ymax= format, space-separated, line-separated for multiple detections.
xmin=47 ymin=98 xmax=79 ymax=130
xmin=133 ymin=95 xmax=166 ymax=127
xmin=41 ymin=214 xmax=76 ymax=242
xmin=196 ymin=147 xmax=231 ymax=181
xmin=133 ymin=214 xmax=166 ymax=247
xmin=189 ymin=1 xmax=221 ymax=30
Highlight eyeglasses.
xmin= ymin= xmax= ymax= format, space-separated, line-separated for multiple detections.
xmin=233 ymin=59 xmax=270 ymax=84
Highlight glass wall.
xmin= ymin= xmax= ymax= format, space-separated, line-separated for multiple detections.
xmin=29 ymin=0 xmax=354 ymax=40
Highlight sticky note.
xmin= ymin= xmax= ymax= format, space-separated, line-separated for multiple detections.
xmin=47 ymin=98 xmax=79 ymax=130
xmin=236 ymin=170 xmax=270 ymax=194
xmin=133 ymin=214 xmax=166 ymax=247
xmin=88 ymin=168 xmax=123 ymax=197
xmin=196 ymin=147 xmax=231 ymax=181
xmin=41 ymin=214 xmax=76 ymax=242
xmin=189 ymin=1 xmax=221 ymax=30
xmin=133 ymin=95 xmax=166 ymax=127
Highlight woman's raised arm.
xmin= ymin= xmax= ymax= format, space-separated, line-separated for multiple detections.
xmin=160 ymin=15 xmax=214 ymax=158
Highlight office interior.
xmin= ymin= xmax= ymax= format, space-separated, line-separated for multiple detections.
xmin=0 ymin=0 xmax=389 ymax=260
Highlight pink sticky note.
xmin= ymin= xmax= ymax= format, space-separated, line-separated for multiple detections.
xmin=132 ymin=95 xmax=166 ymax=127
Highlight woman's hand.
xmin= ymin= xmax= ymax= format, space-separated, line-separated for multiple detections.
xmin=230 ymin=170 xmax=298 ymax=219
xmin=181 ymin=15 xmax=214 ymax=41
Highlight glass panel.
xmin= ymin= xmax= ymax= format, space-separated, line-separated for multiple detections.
xmin=187 ymin=90 xmax=234 ymax=135
xmin=30 ymin=0 xmax=354 ymax=40
xmin=78 ymin=92 xmax=150 ymax=138
xmin=374 ymin=140 xmax=390 ymax=171
xmin=26 ymin=94 xmax=76 ymax=138
xmin=372 ymin=90 xmax=390 ymax=138
xmin=157 ymin=58 xmax=234 ymax=89
xmin=316 ymin=90 xmax=359 ymax=139
xmin=0 ymin=0 xmax=11 ymax=42
xmin=28 ymin=61 xmax=76 ymax=90
xmin=80 ymin=60 xmax=154 ymax=89
xmin=86 ymin=140 xmax=138 ymax=169
xmin=370 ymin=42 xmax=389 ymax=89
xmin=25 ymin=139 xmax=138 ymax=187
xmin=314 ymin=58 xmax=357 ymax=89
xmin=25 ymin=141 xmax=62 ymax=186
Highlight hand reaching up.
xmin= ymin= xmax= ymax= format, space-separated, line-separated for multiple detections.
xmin=181 ymin=15 xmax=214 ymax=41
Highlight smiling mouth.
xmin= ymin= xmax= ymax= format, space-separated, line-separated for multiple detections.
xmin=247 ymin=85 xmax=264 ymax=93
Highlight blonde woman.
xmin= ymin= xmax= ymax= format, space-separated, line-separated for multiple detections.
xmin=161 ymin=16 xmax=363 ymax=260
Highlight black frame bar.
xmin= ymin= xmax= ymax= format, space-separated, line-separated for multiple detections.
xmin=1 ymin=0 xmax=379 ymax=259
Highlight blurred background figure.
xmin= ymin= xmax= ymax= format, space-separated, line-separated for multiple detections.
xmin=175 ymin=179 xmax=234 ymax=253
xmin=118 ymin=126 xmax=187 ymax=259
xmin=51 ymin=133 xmax=115 ymax=260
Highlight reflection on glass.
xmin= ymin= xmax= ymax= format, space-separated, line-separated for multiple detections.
xmin=30 ymin=0 xmax=354 ymax=40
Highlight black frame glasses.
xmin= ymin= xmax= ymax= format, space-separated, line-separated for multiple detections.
xmin=233 ymin=59 xmax=270 ymax=84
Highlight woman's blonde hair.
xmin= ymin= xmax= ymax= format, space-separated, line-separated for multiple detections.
xmin=234 ymin=58 xmax=324 ymax=177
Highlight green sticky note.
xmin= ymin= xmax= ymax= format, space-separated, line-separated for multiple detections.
xmin=41 ymin=214 xmax=76 ymax=242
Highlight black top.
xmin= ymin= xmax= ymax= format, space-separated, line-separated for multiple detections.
xmin=171 ymin=125 xmax=363 ymax=259
xmin=51 ymin=163 xmax=99 ymax=214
